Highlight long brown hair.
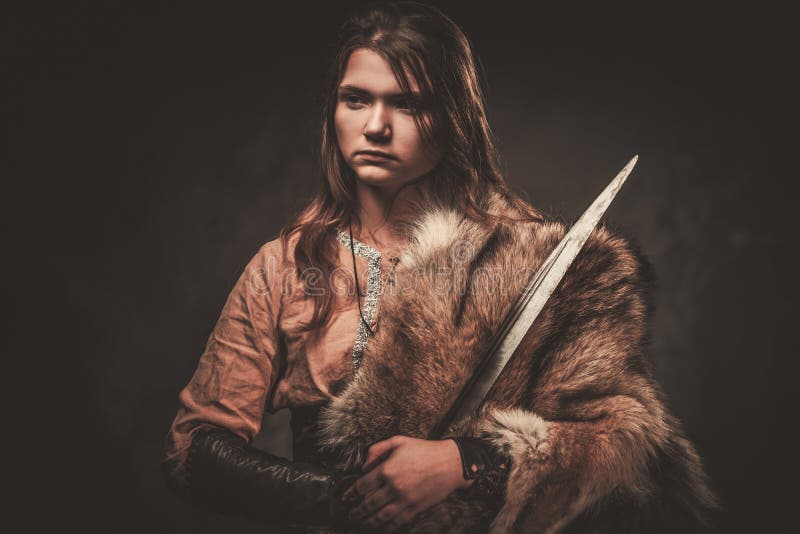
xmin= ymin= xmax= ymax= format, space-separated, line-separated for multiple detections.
xmin=280 ymin=1 xmax=540 ymax=331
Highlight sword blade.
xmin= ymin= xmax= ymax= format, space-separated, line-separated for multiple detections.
xmin=430 ymin=156 xmax=638 ymax=437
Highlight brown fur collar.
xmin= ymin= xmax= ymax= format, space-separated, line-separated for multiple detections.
xmin=317 ymin=193 xmax=717 ymax=532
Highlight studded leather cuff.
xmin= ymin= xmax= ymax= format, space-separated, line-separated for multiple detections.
xmin=451 ymin=437 xmax=511 ymax=499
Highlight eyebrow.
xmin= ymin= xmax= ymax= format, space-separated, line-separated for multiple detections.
xmin=338 ymin=84 xmax=421 ymax=100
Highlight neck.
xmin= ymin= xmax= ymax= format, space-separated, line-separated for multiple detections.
xmin=353 ymin=178 xmax=429 ymax=252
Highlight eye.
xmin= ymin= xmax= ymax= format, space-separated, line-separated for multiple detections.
xmin=341 ymin=93 xmax=367 ymax=109
xmin=394 ymin=96 xmax=425 ymax=115
xmin=394 ymin=98 xmax=417 ymax=113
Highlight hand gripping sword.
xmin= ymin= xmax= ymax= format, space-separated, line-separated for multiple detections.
xmin=429 ymin=156 xmax=639 ymax=439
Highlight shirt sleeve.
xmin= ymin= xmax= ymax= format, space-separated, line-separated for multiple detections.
xmin=163 ymin=240 xmax=285 ymax=484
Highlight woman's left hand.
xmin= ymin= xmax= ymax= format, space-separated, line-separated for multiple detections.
xmin=342 ymin=435 xmax=472 ymax=531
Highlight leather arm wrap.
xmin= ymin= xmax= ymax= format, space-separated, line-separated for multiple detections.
xmin=174 ymin=427 xmax=355 ymax=527
xmin=451 ymin=436 xmax=511 ymax=500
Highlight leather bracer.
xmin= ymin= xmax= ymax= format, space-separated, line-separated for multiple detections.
xmin=451 ymin=436 xmax=512 ymax=500
xmin=174 ymin=427 xmax=355 ymax=527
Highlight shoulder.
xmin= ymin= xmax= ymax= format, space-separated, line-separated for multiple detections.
xmin=507 ymin=207 xmax=649 ymax=283
xmin=233 ymin=234 xmax=301 ymax=300
xmin=576 ymin=225 xmax=651 ymax=287
xmin=549 ymin=222 xmax=654 ymax=329
xmin=246 ymin=233 xmax=299 ymax=271
xmin=483 ymin=191 xmax=652 ymax=294
xmin=495 ymin=210 xmax=653 ymax=315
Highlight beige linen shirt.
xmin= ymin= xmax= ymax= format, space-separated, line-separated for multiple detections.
xmin=164 ymin=230 xmax=398 ymax=471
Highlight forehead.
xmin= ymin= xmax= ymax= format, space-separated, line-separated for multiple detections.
xmin=339 ymin=48 xmax=421 ymax=95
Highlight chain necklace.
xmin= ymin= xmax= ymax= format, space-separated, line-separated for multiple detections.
xmin=349 ymin=221 xmax=375 ymax=337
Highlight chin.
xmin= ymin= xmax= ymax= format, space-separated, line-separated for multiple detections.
xmin=354 ymin=168 xmax=404 ymax=188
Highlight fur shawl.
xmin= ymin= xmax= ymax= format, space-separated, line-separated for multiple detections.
xmin=317 ymin=193 xmax=717 ymax=533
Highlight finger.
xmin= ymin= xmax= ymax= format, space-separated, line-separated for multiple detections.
xmin=342 ymin=466 xmax=385 ymax=504
xmin=362 ymin=435 xmax=403 ymax=472
xmin=360 ymin=499 xmax=407 ymax=530
xmin=385 ymin=505 xmax=419 ymax=532
xmin=348 ymin=484 xmax=395 ymax=522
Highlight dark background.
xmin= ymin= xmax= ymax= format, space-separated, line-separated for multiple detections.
xmin=8 ymin=1 xmax=793 ymax=532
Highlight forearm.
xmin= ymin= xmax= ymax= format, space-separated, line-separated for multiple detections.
xmin=481 ymin=400 xmax=663 ymax=532
xmin=165 ymin=426 xmax=353 ymax=527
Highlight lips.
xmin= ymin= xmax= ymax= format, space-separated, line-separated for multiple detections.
xmin=355 ymin=150 xmax=398 ymax=161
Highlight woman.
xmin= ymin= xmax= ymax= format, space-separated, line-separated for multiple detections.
xmin=163 ymin=2 xmax=717 ymax=532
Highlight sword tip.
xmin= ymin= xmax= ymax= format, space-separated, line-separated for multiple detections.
xmin=619 ymin=155 xmax=638 ymax=179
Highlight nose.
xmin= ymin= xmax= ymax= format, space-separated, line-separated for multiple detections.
xmin=363 ymin=102 xmax=391 ymax=142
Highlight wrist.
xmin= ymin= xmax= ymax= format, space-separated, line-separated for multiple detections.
xmin=458 ymin=475 xmax=476 ymax=490
xmin=442 ymin=438 xmax=475 ymax=489
xmin=450 ymin=436 xmax=511 ymax=498
xmin=328 ymin=473 xmax=360 ymax=528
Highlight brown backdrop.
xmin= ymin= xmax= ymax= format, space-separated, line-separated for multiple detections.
xmin=8 ymin=1 xmax=792 ymax=532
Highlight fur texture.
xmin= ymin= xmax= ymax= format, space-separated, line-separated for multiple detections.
xmin=317 ymin=193 xmax=718 ymax=533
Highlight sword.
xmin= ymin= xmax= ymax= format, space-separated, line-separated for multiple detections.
xmin=429 ymin=156 xmax=639 ymax=439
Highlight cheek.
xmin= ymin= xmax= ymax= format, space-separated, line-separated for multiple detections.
xmin=334 ymin=111 xmax=345 ymax=145
xmin=333 ymin=109 xmax=348 ymax=152
xmin=393 ymin=117 xmax=424 ymax=152
xmin=396 ymin=117 xmax=439 ymax=166
xmin=334 ymin=107 xmax=355 ymax=150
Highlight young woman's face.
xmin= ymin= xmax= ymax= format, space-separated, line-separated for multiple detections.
xmin=335 ymin=48 xmax=440 ymax=191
